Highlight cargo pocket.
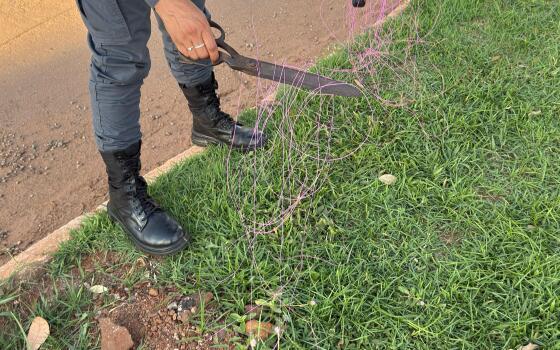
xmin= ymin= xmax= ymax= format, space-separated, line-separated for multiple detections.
xmin=77 ymin=0 xmax=132 ymax=45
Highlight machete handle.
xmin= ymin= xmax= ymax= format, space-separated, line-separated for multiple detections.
xmin=352 ymin=0 xmax=366 ymax=7
xmin=177 ymin=20 xmax=232 ymax=66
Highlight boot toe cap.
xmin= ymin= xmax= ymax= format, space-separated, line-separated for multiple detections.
xmin=233 ymin=126 xmax=267 ymax=149
xmin=141 ymin=212 xmax=187 ymax=248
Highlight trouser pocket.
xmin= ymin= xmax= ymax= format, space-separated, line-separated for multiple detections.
xmin=77 ymin=0 xmax=132 ymax=44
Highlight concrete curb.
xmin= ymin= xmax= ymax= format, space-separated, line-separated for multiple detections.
xmin=386 ymin=0 xmax=410 ymax=20
xmin=0 ymin=146 xmax=204 ymax=280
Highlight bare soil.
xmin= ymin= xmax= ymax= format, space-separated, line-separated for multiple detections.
xmin=0 ymin=0 xmax=400 ymax=264
xmin=1 ymin=252 xmax=237 ymax=348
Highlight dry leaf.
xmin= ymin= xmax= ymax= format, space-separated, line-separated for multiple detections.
xmin=379 ymin=174 xmax=397 ymax=185
xmin=135 ymin=257 xmax=147 ymax=267
xmin=245 ymin=320 xmax=273 ymax=339
xmin=89 ymin=285 xmax=108 ymax=294
xmin=27 ymin=316 xmax=50 ymax=350
xmin=519 ymin=343 xmax=539 ymax=350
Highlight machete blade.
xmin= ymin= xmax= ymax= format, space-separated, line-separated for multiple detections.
xmin=226 ymin=55 xmax=363 ymax=97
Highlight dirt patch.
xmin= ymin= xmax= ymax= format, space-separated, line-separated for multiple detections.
xmin=1 ymin=252 xmax=238 ymax=348
xmin=477 ymin=192 xmax=506 ymax=203
xmin=439 ymin=231 xmax=462 ymax=246
xmin=99 ymin=287 xmax=233 ymax=350
xmin=0 ymin=131 xmax=40 ymax=184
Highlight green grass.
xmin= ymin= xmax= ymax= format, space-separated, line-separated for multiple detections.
xmin=2 ymin=0 xmax=559 ymax=348
xmin=1 ymin=274 xmax=99 ymax=348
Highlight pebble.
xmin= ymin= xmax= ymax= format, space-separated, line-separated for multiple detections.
xmin=148 ymin=288 xmax=159 ymax=297
xmin=0 ymin=230 xmax=8 ymax=240
xmin=378 ymin=173 xmax=397 ymax=185
xmin=178 ymin=311 xmax=191 ymax=324
xmin=99 ymin=318 xmax=134 ymax=350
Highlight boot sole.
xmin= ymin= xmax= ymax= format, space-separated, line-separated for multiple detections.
xmin=107 ymin=208 xmax=189 ymax=256
xmin=192 ymin=131 xmax=266 ymax=152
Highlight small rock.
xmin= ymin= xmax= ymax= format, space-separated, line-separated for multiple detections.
xmin=167 ymin=301 xmax=178 ymax=310
xmin=99 ymin=318 xmax=134 ymax=350
xmin=89 ymin=285 xmax=108 ymax=294
xmin=178 ymin=311 xmax=192 ymax=324
xmin=378 ymin=174 xmax=397 ymax=185
xmin=245 ymin=320 xmax=273 ymax=339
xmin=201 ymin=291 xmax=214 ymax=304
xmin=135 ymin=257 xmax=146 ymax=267
xmin=177 ymin=296 xmax=195 ymax=312
xmin=148 ymin=288 xmax=159 ymax=297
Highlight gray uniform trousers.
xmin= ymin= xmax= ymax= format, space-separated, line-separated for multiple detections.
xmin=76 ymin=0 xmax=212 ymax=151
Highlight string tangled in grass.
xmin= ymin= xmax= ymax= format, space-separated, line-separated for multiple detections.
xmin=226 ymin=0 xmax=422 ymax=236
xmin=209 ymin=1 xmax=435 ymax=346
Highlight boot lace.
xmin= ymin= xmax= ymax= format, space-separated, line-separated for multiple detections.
xmin=120 ymin=158 xmax=159 ymax=217
xmin=135 ymin=177 xmax=159 ymax=217
xmin=202 ymin=86 xmax=240 ymax=130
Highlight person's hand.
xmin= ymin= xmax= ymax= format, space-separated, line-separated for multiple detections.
xmin=155 ymin=0 xmax=219 ymax=63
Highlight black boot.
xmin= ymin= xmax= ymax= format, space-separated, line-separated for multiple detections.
xmin=180 ymin=73 xmax=267 ymax=150
xmin=100 ymin=141 xmax=189 ymax=255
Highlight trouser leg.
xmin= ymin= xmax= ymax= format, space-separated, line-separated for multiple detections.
xmin=154 ymin=1 xmax=267 ymax=150
xmin=77 ymin=0 xmax=152 ymax=151
xmin=155 ymin=0 xmax=213 ymax=87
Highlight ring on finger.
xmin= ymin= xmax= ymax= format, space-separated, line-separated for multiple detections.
xmin=194 ymin=43 xmax=205 ymax=49
xmin=187 ymin=46 xmax=195 ymax=52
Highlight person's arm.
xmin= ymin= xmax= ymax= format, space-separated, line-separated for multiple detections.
xmin=150 ymin=0 xmax=219 ymax=63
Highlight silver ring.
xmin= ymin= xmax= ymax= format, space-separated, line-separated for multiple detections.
xmin=194 ymin=43 xmax=205 ymax=49
xmin=187 ymin=46 xmax=194 ymax=52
